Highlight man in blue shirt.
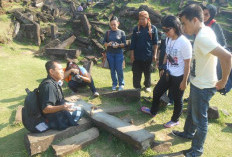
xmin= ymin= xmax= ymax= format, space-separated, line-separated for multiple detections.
xmin=130 ymin=11 xmax=158 ymax=92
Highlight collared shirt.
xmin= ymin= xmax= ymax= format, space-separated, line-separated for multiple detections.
xmin=130 ymin=25 xmax=158 ymax=61
xmin=38 ymin=76 xmax=64 ymax=111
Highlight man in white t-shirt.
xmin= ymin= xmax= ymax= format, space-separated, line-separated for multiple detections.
xmin=172 ymin=4 xmax=232 ymax=157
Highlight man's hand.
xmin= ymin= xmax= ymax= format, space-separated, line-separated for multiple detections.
xmin=215 ymin=80 xmax=227 ymax=91
xmin=179 ymin=80 xmax=187 ymax=91
xmin=159 ymin=69 xmax=164 ymax=77
xmin=155 ymin=60 xmax=159 ymax=69
xmin=63 ymin=103 xmax=74 ymax=112
xmin=152 ymin=55 xmax=157 ymax=63
xmin=130 ymin=55 xmax=134 ymax=63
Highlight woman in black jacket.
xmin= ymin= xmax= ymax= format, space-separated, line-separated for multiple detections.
xmin=203 ymin=4 xmax=227 ymax=47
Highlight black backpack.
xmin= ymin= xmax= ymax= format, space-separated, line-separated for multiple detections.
xmin=22 ymin=80 xmax=51 ymax=133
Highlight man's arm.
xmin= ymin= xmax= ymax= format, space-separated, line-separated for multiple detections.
xmin=153 ymin=44 xmax=158 ymax=62
xmin=43 ymin=103 xmax=73 ymax=114
xmin=152 ymin=26 xmax=159 ymax=62
xmin=210 ymin=46 xmax=232 ymax=90
xmin=130 ymin=50 xmax=134 ymax=63
xmin=179 ymin=59 xmax=191 ymax=90
xmin=130 ymin=28 xmax=136 ymax=63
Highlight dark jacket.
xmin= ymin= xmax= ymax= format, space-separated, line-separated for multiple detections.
xmin=130 ymin=25 xmax=158 ymax=61
xmin=210 ymin=22 xmax=227 ymax=47
xmin=204 ymin=4 xmax=227 ymax=47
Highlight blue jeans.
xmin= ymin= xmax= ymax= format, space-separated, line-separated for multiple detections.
xmin=71 ymin=109 xmax=84 ymax=123
xmin=68 ymin=77 xmax=96 ymax=93
xmin=107 ymin=52 xmax=124 ymax=86
xmin=183 ymin=84 xmax=216 ymax=156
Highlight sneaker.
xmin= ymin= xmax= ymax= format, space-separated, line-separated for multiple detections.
xmin=118 ymin=85 xmax=124 ymax=91
xmin=185 ymin=150 xmax=202 ymax=157
xmin=182 ymin=148 xmax=192 ymax=156
xmin=93 ymin=92 xmax=99 ymax=97
xmin=112 ymin=86 xmax=117 ymax=91
xmin=184 ymin=97 xmax=189 ymax=103
xmin=167 ymin=102 xmax=173 ymax=106
xmin=141 ymin=106 xmax=156 ymax=117
xmin=135 ymin=88 xmax=141 ymax=91
xmin=145 ymin=87 xmax=151 ymax=93
xmin=172 ymin=130 xmax=193 ymax=140
xmin=164 ymin=121 xmax=179 ymax=128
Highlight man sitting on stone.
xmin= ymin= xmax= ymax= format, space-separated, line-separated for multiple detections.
xmin=64 ymin=61 xmax=99 ymax=97
xmin=38 ymin=61 xmax=83 ymax=130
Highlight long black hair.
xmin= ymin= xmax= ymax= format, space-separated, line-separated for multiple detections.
xmin=65 ymin=61 xmax=79 ymax=71
xmin=161 ymin=15 xmax=183 ymax=36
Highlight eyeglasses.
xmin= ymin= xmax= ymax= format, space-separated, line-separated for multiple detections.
xmin=162 ymin=28 xmax=172 ymax=33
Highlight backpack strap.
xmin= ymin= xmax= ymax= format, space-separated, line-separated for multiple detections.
xmin=166 ymin=37 xmax=170 ymax=46
xmin=39 ymin=79 xmax=64 ymax=101
xmin=107 ymin=30 xmax=110 ymax=42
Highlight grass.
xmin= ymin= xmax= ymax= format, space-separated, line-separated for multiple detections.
xmin=0 ymin=0 xmax=232 ymax=157
xmin=0 ymin=39 xmax=232 ymax=157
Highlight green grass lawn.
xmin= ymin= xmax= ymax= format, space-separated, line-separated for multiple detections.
xmin=0 ymin=40 xmax=232 ymax=157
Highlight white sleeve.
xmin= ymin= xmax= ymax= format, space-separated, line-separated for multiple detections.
xmin=181 ymin=39 xmax=192 ymax=60
xmin=197 ymin=36 xmax=218 ymax=55
xmin=196 ymin=29 xmax=219 ymax=55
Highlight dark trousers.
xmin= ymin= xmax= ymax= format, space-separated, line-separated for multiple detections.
xmin=68 ymin=78 xmax=96 ymax=93
xmin=132 ymin=60 xmax=152 ymax=89
xmin=158 ymin=69 xmax=174 ymax=103
xmin=150 ymin=74 xmax=184 ymax=122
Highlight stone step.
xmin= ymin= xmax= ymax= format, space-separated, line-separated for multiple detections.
xmin=76 ymin=100 xmax=155 ymax=151
xmin=52 ymin=127 xmax=99 ymax=156
xmin=101 ymin=89 xmax=141 ymax=102
xmin=24 ymin=118 xmax=92 ymax=156
xmin=45 ymin=48 xmax=81 ymax=59
xmin=57 ymin=35 xmax=76 ymax=49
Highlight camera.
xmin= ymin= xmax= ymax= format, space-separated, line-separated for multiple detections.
xmin=112 ymin=42 xmax=118 ymax=48
xmin=66 ymin=62 xmax=83 ymax=83
xmin=112 ymin=42 xmax=116 ymax=47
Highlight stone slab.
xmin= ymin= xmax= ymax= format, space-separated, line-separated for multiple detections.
xmin=52 ymin=127 xmax=99 ymax=156
xmin=75 ymin=100 xmax=154 ymax=151
xmin=24 ymin=118 xmax=92 ymax=156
